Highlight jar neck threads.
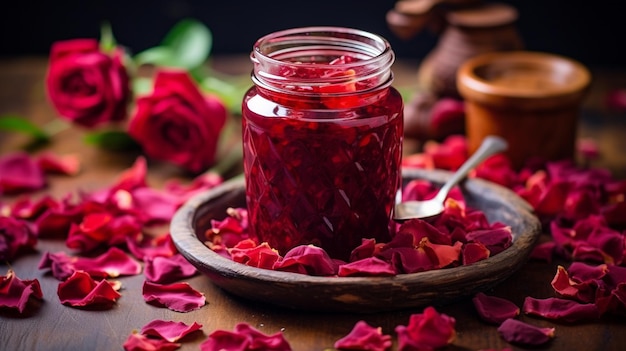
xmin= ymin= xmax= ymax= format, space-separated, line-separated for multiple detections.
xmin=250 ymin=27 xmax=395 ymax=96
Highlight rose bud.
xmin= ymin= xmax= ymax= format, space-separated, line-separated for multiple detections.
xmin=45 ymin=39 xmax=131 ymax=128
xmin=129 ymin=70 xmax=227 ymax=174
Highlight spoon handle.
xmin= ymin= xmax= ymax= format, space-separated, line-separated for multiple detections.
xmin=435 ymin=135 xmax=508 ymax=202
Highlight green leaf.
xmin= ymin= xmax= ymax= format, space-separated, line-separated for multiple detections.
xmin=201 ymin=76 xmax=250 ymax=115
xmin=0 ymin=115 xmax=50 ymax=141
xmin=84 ymin=129 xmax=140 ymax=151
xmin=99 ymin=21 xmax=117 ymax=52
xmin=133 ymin=18 xmax=212 ymax=70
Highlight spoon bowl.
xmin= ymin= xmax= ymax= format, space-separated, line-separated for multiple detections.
xmin=394 ymin=135 xmax=508 ymax=221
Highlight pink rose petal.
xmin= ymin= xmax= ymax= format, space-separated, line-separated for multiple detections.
xmin=338 ymin=257 xmax=396 ymax=277
xmin=472 ymin=292 xmax=520 ymax=324
xmin=334 ymin=320 xmax=392 ymax=351
xmin=39 ymin=247 xmax=142 ymax=281
xmin=126 ymin=232 xmax=177 ymax=261
xmin=465 ymin=227 xmax=512 ymax=256
xmin=0 ymin=151 xmax=46 ymax=195
xmin=144 ymin=254 xmax=197 ymax=284
xmin=140 ymin=319 xmax=203 ymax=342
xmin=497 ymin=318 xmax=555 ymax=346
xmin=142 ymin=281 xmax=206 ymax=312
xmin=130 ymin=187 xmax=178 ymax=225
xmin=0 ymin=270 xmax=43 ymax=314
xmin=273 ymin=245 xmax=338 ymax=276
xmin=57 ymin=271 xmax=121 ymax=308
xmin=523 ymin=296 xmax=600 ymax=323
xmin=395 ymin=306 xmax=456 ymax=351
xmin=462 ymin=242 xmax=491 ymax=265
xmin=201 ymin=323 xmax=292 ymax=351
xmin=123 ymin=333 xmax=181 ymax=351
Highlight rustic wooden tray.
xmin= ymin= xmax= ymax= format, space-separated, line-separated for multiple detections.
xmin=170 ymin=168 xmax=541 ymax=313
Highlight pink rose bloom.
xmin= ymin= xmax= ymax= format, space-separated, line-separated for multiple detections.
xmin=45 ymin=39 xmax=130 ymax=128
xmin=129 ymin=70 xmax=227 ymax=173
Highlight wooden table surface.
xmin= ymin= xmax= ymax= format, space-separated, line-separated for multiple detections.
xmin=1 ymin=56 xmax=625 ymax=351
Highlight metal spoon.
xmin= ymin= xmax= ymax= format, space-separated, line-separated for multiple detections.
xmin=393 ymin=135 xmax=508 ymax=222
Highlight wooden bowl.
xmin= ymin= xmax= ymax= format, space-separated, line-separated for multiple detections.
xmin=170 ymin=168 xmax=541 ymax=313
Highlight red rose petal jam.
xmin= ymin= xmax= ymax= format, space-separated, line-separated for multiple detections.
xmin=243 ymin=27 xmax=403 ymax=260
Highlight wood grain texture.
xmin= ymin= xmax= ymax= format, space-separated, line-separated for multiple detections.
xmin=1 ymin=57 xmax=626 ymax=351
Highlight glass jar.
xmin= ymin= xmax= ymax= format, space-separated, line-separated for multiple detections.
xmin=242 ymin=27 xmax=403 ymax=261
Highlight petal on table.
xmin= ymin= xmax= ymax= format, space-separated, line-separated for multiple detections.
xmin=497 ymin=318 xmax=555 ymax=346
xmin=142 ymin=281 xmax=205 ymax=312
xmin=140 ymin=319 xmax=203 ymax=342
xmin=523 ymin=296 xmax=600 ymax=323
xmin=472 ymin=292 xmax=520 ymax=324
xmin=144 ymin=253 xmax=197 ymax=284
xmin=334 ymin=320 xmax=392 ymax=351
xmin=201 ymin=323 xmax=292 ymax=351
xmin=57 ymin=271 xmax=120 ymax=308
xmin=0 ymin=270 xmax=43 ymax=314
xmin=123 ymin=333 xmax=181 ymax=351
xmin=395 ymin=306 xmax=456 ymax=351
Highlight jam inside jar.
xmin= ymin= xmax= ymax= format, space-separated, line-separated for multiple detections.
xmin=242 ymin=27 xmax=403 ymax=261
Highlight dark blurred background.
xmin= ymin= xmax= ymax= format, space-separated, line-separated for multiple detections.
xmin=1 ymin=0 xmax=624 ymax=69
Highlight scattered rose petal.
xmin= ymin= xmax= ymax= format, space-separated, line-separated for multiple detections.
xmin=140 ymin=319 xmax=203 ymax=342
xmin=334 ymin=320 xmax=392 ymax=351
xmin=126 ymin=232 xmax=177 ymax=261
xmin=395 ymin=306 xmax=456 ymax=351
xmin=206 ymin=207 xmax=250 ymax=248
xmin=523 ymin=296 xmax=600 ymax=323
xmin=0 ymin=270 xmax=43 ymax=314
xmin=338 ymin=257 xmax=396 ymax=277
xmin=201 ymin=323 xmax=292 ymax=351
xmin=472 ymin=292 xmax=520 ymax=324
xmin=130 ymin=187 xmax=179 ymax=225
xmin=0 ymin=216 xmax=37 ymax=261
xmin=36 ymin=151 xmax=80 ymax=176
xmin=57 ymin=271 xmax=121 ymax=308
xmin=0 ymin=151 xmax=46 ymax=195
xmin=465 ymin=227 xmax=512 ymax=256
xmin=605 ymin=88 xmax=626 ymax=112
xmin=123 ymin=333 xmax=181 ymax=351
xmin=273 ymin=245 xmax=339 ymax=276
xmin=142 ymin=281 xmax=205 ymax=312
xmin=529 ymin=242 xmax=556 ymax=263
xmin=144 ymin=254 xmax=197 ymax=284
xmin=39 ymin=247 xmax=142 ymax=281
xmin=497 ymin=318 xmax=555 ymax=346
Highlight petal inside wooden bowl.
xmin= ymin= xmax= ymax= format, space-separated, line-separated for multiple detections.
xmin=170 ymin=169 xmax=541 ymax=313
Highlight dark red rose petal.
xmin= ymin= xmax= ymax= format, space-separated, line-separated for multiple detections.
xmin=201 ymin=323 xmax=292 ymax=351
xmin=551 ymin=265 xmax=597 ymax=303
xmin=0 ymin=151 xmax=45 ymax=195
xmin=497 ymin=318 xmax=555 ymax=346
xmin=57 ymin=271 xmax=121 ymax=308
xmin=140 ymin=319 xmax=203 ymax=342
xmin=334 ymin=320 xmax=392 ymax=351
xmin=273 ymin=245 xmax=338 ymax=276
xmin=472 ymin=292 xmax=520 ymax=324
xmin=0 ymin=270 xmax=43 ymax=314
xmin=338 ymin=257 xmax=396 ymax=277
xmin=529 ymin=242 xmax=556 ymax=263
xmin=144 ymin=254 xmax=197 ymax=284
xmin=395 ymin=306 xmax=456 ymax=351
xmin=142 ymin=281 xmax=205 ymax=312
xmin=523 ymin=296 xmax=600 ymax=323
xmin=123 ymin=333 xmax=181 ymax=351
xmin=465 ymin=227 xmax=512 ymax=256
xmin=462 ymin=242 xmax=491 ymax=265
xmin=0 ymin=216 xmax=37 ymax=261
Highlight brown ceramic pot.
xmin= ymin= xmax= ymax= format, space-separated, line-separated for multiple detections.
xmin=457 ymin=51 xmax=591 ymax=169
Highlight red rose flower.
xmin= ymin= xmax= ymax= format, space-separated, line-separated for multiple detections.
xmin=128 ymin=70 xmax=227 ymax=173
xmin=45 ymin=39 xmax=130 ymax=128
